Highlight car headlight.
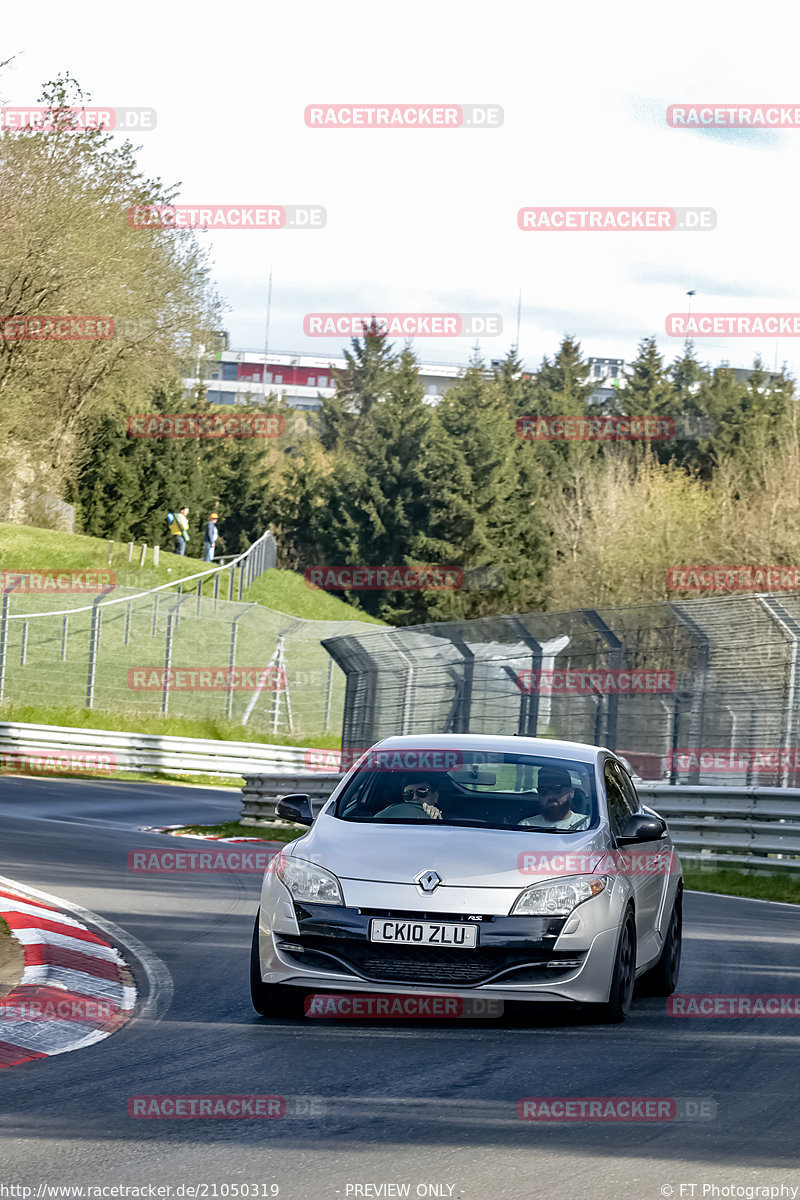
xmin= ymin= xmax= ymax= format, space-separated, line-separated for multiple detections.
xmin=510 ymin=874 xmax=608 ymax=917
xmin=275 ymin=855 xmax=344 ymax=905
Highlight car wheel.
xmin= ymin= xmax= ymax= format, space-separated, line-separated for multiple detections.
xmin=592 ymin=911 xmax=636 ymax=1024
xmin=638 ymin=891 xmax=682 ymax=997
xmin=250 ymin=915 xmax=306 ymax=1018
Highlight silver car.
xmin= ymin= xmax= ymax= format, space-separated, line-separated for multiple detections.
xmin=250 ymin=734 xmax=682 ymax=1023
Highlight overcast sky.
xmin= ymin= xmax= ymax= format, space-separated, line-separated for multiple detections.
xmin=3 ymin=0 xmax=800 ymax=376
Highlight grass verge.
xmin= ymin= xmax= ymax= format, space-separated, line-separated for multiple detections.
xmin=0 ymin=916 xmax=24 ymax=996
xmin=0 ymin=521 xmax=384 ymax=624
xmin=173 ymin=821 xmax=305 ymax=844
xmin=0 ymin=700 xmax=341 ymax=747
xmin=683 ymin=867 xmax=800 ymax=905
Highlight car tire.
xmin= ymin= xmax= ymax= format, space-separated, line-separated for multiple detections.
xmin=250 ymin=915 xmax=306 ymax=1018
xmin=592 ymin=910 xmax=636 ymax=1024
xmin=638 ymin=890 xmax=682 ymax=997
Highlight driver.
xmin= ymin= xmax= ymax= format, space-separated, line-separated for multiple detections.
xmin=520 ymin=765 xmax=588 ymax=831
xmin=374 ymin=777 xmax=444 ymax=820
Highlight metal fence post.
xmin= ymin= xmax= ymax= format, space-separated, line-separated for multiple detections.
xmin=124 ymin=602 xmax=132 ymax=646
xmin=238 ymin=564 xmax=245 ymax=601
xmin=162 ymin=613 xmax=174 ymax=715
xmin=61 ymin=615 xmax=69 ymax=661
xmin=213 ymin=572 xmax=220 ymax=609
xmin=323 ymin=657 xmax=334 ymax=733
xmin=196 ymin=578 xmax=203 ymax=616
xmin=228 ymin=568 xmax=235 ymax=602
xmin=151 ymin=593 xmax=159 ymax=636
xmin=85 ymin=595 xmax=104 ymax=709
xmin=19 ymin=623 xmax=28 ymax=666
xmin=225 ymin=613 xmax=242 ymax=719
xmin=0 ymin=593 xmax=11 ymax=702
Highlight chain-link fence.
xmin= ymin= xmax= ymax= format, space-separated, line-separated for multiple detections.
xmin=323 ymin=593 xmax=800 ymax=785
xmin=0 ymin=535 xmax=376 ymax=737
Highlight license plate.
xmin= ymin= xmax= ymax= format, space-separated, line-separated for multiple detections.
xmin=369 ymin=919 xmax=477 ymax=948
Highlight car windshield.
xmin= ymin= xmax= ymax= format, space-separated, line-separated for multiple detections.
xmin=332 ymin=751 xmax=597 ymax=833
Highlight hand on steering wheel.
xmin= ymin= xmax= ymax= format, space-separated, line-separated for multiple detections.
xmin=422 ymin=802 xmax=443 ymax=820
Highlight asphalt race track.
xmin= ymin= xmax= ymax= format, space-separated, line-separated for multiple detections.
xmin=1 ymin=775 xmax=799 ymax=1200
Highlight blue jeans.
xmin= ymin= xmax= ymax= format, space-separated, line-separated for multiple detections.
xmin=173 ymin=535 xmax=186 ymax=556
xmin=203 ymin=542 xmax=215 ymax=562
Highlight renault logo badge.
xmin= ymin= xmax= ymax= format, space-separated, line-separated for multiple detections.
xmin=415 ymin=869 xmax=442 ymax=892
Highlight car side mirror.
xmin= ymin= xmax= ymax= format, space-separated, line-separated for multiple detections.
xmin=275 ymin=794 xmax=314 ymax=827
xmin=617 ymin=812 xmax=666 ymax=845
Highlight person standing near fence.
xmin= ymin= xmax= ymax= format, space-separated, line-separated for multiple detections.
xmin=203 ymin=512 xmax=219 ymax=562
xmin=169 ymin=506 xmax=190 ymax=556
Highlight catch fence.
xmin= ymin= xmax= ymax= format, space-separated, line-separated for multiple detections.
xmin=322 ymin=592 xmax=800 ymax=785
xmin=0 ymin=532 xmax=376 ymax=736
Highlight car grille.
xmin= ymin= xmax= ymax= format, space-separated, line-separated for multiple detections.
xmin=290 ymin=937 xmax=578 ymax=986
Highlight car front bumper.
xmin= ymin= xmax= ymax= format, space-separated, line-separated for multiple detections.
xmin=255 ymin=894 xmax=623 ymax=1006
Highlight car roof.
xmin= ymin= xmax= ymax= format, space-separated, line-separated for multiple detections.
xmin=369 ymin=733 xmax=606 ymax=766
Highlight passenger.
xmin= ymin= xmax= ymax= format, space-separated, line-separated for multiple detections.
xmin=520 ymin=766 xmax=589 ymax=831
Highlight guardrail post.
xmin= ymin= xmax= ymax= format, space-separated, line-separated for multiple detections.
xmin=127 ymin=542 xmax=134 ymax=563
xmin=85 ymin=594 xmax=104 ymax=709
xmin=19 ymin=622 xmax=28 ymax=666
xmin=153 ymin=544 xmax=160 ymax=567
xmin=139 ymin=543 xmax=147 ymax=568
xmin=162 ymin=613 xmax=174 ymax=715
xmin=61 ymin=615 xmax=69 ymax=661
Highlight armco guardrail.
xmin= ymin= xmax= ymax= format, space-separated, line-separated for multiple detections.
xmin=639 ymin=783 xmax=800 ymax=873
xmin=238 ymin=774 xmax=800 ymax=872
xmin=0 ymin=721 xmax=312 ymax=779
xmin=240 ymin=773 xmax=343 ymax=824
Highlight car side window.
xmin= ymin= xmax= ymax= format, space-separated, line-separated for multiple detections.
xmin=614 ymin=763 xmax=641 ymax=815
xmin=603 ymin=762 xmax=635 ymax=839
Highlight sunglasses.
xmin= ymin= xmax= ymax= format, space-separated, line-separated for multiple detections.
xmin=403 ymin=785 xmax=431 ymax=799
